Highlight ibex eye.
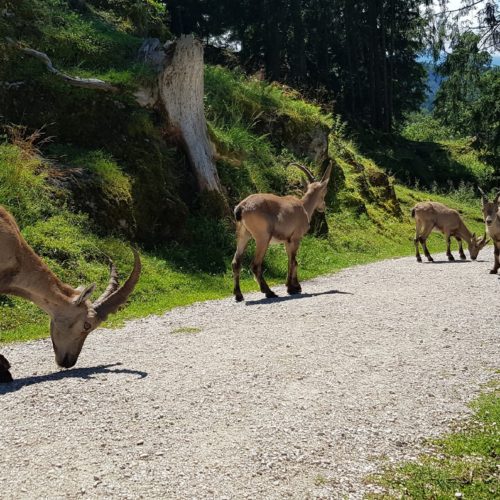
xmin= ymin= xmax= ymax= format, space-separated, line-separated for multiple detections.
xmin=83 ymin=322 xmax=91 ymax=331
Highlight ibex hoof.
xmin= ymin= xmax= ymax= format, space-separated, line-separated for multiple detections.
xmin=234 ymin=294 xmax=244 ymax=302
xmin=447 ymin=255 xmax=455 ymax=261
xmin=427 ymin=257 xmax=434 ymax=262
xmin=265 ymin=291 xmax=278 ymax=299
xmin=460 ymin=255 xmax=467 ymax=261
xmin=287 ymin=286 xmax=302 ymax=295
xmin=416 ymin=256 xmax=422 ymax=263
xmin=489 ymin=269 xmax=498 ymax=275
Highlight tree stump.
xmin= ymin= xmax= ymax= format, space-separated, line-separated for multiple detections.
xmin=137 ymin=35 xmax=223 ymax=194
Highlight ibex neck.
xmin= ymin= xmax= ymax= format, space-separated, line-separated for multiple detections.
xmin=301 ymin=191 xmax=319 ymax=219
xmin=10 ymin=250 xmax=76 ymax=318
xmin=457 ymin=220 xmax=473 ymax=244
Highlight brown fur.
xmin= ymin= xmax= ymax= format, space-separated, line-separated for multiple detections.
xmin=478 ymin=189 xmax=500 ymax=273
xmin=412 ymin=201 xmax=488 ymax=263
xmin=232 ymin=163 xmax=333 ymax=301
xmin=0 ymin=205 xmax=140 ymax=376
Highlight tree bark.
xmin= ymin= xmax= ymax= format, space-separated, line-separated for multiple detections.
xmin=137 ymin=35 xmax=223 ymax=193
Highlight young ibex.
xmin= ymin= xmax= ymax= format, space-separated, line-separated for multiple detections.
xmin=0 ymin=205 xmax=141 ymax=378
xmin=412 ymin=201 xmax=488 ymax=262
xmin=478 ymin=188 xmax=500 ymax=274
xmin=232 ymin=162 xmax=333 ymax=302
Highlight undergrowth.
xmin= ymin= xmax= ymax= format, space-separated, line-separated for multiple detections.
xmin=366 ymin=382 xmax=499 ymax=499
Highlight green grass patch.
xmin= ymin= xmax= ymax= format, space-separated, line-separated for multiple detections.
xmin=171 ymin=327 xmax=202 ymax=335
xmin=367 ymin=382 xmax=500 ymax=499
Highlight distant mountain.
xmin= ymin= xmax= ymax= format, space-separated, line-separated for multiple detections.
xmin=420 ymin=54 xmax=499 ymax=110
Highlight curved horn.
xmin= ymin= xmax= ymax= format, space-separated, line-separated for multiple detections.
xmin=321 ymin=161 xmax=333 ymax=183
xmin=288 ymin=162 xmax=315 ymax=183
xmin=94 ymin=248 xmax=141 ymax=321
xmin=93 ymin=259 xmax=120 ymax=309
xmin=480 ymin=233 xmax=487 ymax=244
xmin=478 ymin=186 xmax=487 ymax=201
xmin=494 ymin=191 xmax=500 ymax=204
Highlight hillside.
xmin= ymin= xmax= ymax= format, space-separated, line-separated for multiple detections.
xmin=0 ymin=0 xmax=495 ymax=344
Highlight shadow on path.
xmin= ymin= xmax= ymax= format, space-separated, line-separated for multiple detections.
xmin=423 ymin=259 xmax=486 ymax=264
xmin=245 ymin=289 xmax=352 ymax=306
xmin=0 ymin=363 xmax=147 ymax=394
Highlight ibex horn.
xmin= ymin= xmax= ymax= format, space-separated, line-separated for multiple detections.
xmin=288 ymin=163 xmax=315 ymax=183
xmin=94 ymin=248 xmax=141 ymax=321
xmin=93 ymin=259 xmax=120 ymax=309
xmin=321 ymin=161 xmax=333 ymax=183
xmin=478 ymin=187 xmax=488 ymax=203
xmin=494 ymin=191 xmax=500 ymax=204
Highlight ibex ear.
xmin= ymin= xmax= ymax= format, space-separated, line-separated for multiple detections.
xmin=74 ymin=283 xmax=96 ymax=305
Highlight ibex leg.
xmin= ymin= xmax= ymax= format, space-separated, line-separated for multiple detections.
xmin=420 ymin=237 xmax=434 ymax=262
xmin=0 ymin=354 xmax=13 ymax=383
xmin=446 ymin=234 xmax=455 ymax=261
xmin=490 ymin=243 xmax=500 ymax=274
xmin=232 ymin=224 xmax=251 ymax=302
xmin=285 ymin=240 xmax=301 ymax=294
xmin=251 ymin=239 xmax=277 ymax=299
xmin=456 ymin=237 xmax=466 ymax=260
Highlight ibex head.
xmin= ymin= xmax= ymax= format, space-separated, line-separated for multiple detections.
xmin=468 ymin=233 xmax=489 ymax=260
xmin=50 ymin=250 xmax=141 ymax=368
xmin=478 ymin=187 xmax=500 ymax=227
xmin=290 ymin=162 xmax=333 ymax=213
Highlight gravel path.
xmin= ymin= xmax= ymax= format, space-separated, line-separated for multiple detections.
xmin=1 ymin=253 xmax=499 ymax=499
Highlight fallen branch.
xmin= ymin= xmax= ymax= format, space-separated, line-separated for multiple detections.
xmin=7 ymin=38 xmax=118 ymax=92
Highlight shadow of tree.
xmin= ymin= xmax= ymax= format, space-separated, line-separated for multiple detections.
xmin=0 ymin=362 xmax=147 ymax=394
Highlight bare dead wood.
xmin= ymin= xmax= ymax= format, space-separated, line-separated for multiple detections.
xmin=7 ymin=38 xmax=118 ymax=92
xmin=137 ymin=35 xmax=223 ymax=193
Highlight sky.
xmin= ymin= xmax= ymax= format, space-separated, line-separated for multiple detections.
xmin=435 ymin=0 xmax=500 ymax=60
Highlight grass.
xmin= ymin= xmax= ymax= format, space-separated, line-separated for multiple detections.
xmin=0 ymin=1 xmax=495 ymax=348
xmin=366 ymin=382 xmax=500 ymax=499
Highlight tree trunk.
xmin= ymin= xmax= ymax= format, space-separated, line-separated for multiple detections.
xmin=138 ymin=35 xmax=223 ymax=193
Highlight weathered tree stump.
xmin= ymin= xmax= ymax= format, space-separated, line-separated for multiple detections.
xmin=137 ymin=35 xmax=223 ymax=194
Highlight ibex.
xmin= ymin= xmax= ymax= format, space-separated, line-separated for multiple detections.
xmin=478 ymin=188 xmax=500 ymax=274
xmin=0 ymin=205 xmax=141 ymax=378
xmin=232 ymin=162 xmax=332 ymax=302
xmin=412 ymin=201 xmax=488 ymax=262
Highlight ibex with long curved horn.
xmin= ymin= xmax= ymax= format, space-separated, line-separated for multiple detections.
xmin=478 ymin=188 xmax=500 ymax=274
xmin=411 ymin=201 xmax=488 ymax=262
xmin=0 ymin=205 xmax=141 ymax=379
xmin=231 ymin=162 xmax=333 ymax=302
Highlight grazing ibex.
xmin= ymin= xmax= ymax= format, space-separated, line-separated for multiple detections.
xmin=478 ymin=188 xmax=500 ymax=274
xmin=0 ymin=205 xmax=141 ymax=377
xmin=412 ymin=201 xmax=488 ymax=262
xmin=232 ymin=162 xmax=333 ymax=302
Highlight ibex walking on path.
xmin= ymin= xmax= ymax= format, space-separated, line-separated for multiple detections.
xmin=478 ymin=188 xmax=500 ymax=274
xmin=411 ymin=201 xmax=488 ymax=262
xmin=0 ymin=205 xmax=141 ymax=379
xmin=232 ymin=162 xmax=332 ymax=302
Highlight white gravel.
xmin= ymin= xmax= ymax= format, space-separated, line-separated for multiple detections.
xmin=0 ymin=253 xmax=498 ymax=499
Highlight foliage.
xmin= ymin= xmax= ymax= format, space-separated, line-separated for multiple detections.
xmin=434 ymin=32 xmax=500 ymax=154
xmin=0 ymin=143 xmax=55 ymax=227
xmin=167 ymin=0 xmax=428 ymax=132
xmin=367 ymin=382 xmax=500 ymax=499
